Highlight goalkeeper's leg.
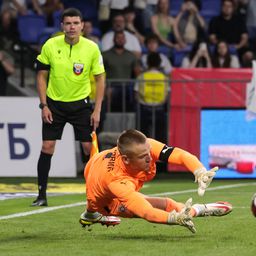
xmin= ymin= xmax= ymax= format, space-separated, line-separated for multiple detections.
xmin=145 ymin=196 xmax=184 ymax=211
xmin=80 ymin=199 xmax=122 ymax=227
xmin=192 ymin=201 xmax=232 ymax=217
xmin=144 ymin=196 xmax=232 ymax=217
xmin=79 ymin=197 xmax=136 ymax=227
xmin=80 ymin=210 xmax=121 ymax=227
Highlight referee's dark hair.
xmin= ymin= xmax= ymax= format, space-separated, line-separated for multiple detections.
xmin=61 ymin=8 xmax=83 ymax=22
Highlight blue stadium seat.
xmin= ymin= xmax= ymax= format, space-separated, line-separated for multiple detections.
xmin=210 ymin=44 xmax=238 ymax=55
xmin=200 ymin=11 xmax=219 ymax=25
xmin=158 ymin=45 xmax=171 ymax=56
xmin=53 ymin=10 xmax=62 ymax=29
xmin=92 ymin=27 xmax=102 ymax=38
xmin=141 ymin=45 xmax=148 ymax=54
xmin=63 ymin=0 xmax=98 ymax=25
xmin=38 ymin=27 xmax=60 ymax=45
xmin=17 ymin=14 xmax=47 ymax=44
xmin=169 ymin=0 xmax=183 ymax=16
xmin=201 ymin=0 xmax=221 ymax=13
xmin=200 ymin=0 xmax=221 ymax=21
xmin=172 ymin=45 xmax=193 ymax=67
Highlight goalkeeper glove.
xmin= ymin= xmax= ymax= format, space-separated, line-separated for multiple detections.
xmin=194 ymin=166 xmax=219 ymax=196
xmin=167 ymin=198 xmax=196 ymax=233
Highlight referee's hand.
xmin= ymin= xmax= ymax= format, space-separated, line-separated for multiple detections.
xmin=42 ymin=107 xmax=53 ymax=124
xmin=91 ymin=110 xmax=100 ymax=131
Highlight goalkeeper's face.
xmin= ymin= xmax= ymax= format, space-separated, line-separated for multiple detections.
xmin=125 ymin=141 xmax=152 ymax=172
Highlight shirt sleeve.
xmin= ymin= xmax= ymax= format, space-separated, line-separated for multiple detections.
xmin=108 ymin=179 xmax=169 ymax=224
xmin=161 ymin=54 xmax=172 ymax=74
xmin=230 ymin=55 xmax=240 ymax=68
xmin=148 ymin=138 xmax=173 ymax=161
xmin=167 ymin=147 xmax=204 ymax=173
xmin=134 ymin=74 xmax=141 ymax=92
xmin=37 ymin=41 xmax=50 ymax=65
xmin=148 ymin=138 xmax=203 ymax=172
xmin=131 ymin=35 xmax=142 ymax=52
xmin=91 ymin=45 xmax=105 ymax=75
xmin=181 ymin=57 xmax=190 ymax=68
xmin=101 ymin=32 xmax=113 ymax=52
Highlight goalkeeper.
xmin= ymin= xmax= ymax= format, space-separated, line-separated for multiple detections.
xmin=80 ymin=129 xmax=232 ymax=233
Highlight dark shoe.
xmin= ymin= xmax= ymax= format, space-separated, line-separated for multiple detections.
xmin=79 ymin=211 xmax=121 ymax=227
xmin=31 ymin=197 xmax=48 ymax=206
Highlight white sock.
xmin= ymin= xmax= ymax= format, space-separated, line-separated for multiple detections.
xmin=192 ymin=204 xmax=205 ymax=217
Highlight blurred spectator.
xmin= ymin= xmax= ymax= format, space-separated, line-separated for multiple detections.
xmin=102 ymin=31 xmax=141 ymax=111
xmin=141 ymin=34 xmax=172 ymax=75
xmin=124 ymin=7 xmax=145 ymax=45
xmin=101 ymin=13 xmax=142 ymax=58
xmin=0 ymin=50 xmax=15 ymax=96
xmin=83 ymin=19 xmax=101 ymax=46
xmin=98 ymin=0 xmax=130 ymax=33
xmin=29 ymin=0 xmax=44 ymax=15
xmin=1 ymin=0 xmax=28 ymax=17
xmin=0 ymin=0 xmax=27 ymax=39
xmin=246 ymin=0 xmax=256 ymax=40
xmin=211 ymin=40 xmax=240 ymax=68
xmin=134 ymin=52 xmax=168 ymax=142
xmin=133 ymin=0 xmax=158 ymax=33
xmin=1 ymin=0 xmax=48 ymax=16
xmin=234 ymin=0 xmax=248 ymax=23
xmin=0 ymin=10 xmax=19 ymax=51
xmin=0 ymin=0 xmax=48 ymax=42
xmin=151 ymin=0 xmax=180 ymax=49
xmin=208 ymin=0 xmax=252 ymax=66
xmin=40 ymin=0 xmax=64 ymax=26
xmin=181 ymin=41 xmax=212 ymax=68
xmin=173 ymin=0 xmax=206 ymax=49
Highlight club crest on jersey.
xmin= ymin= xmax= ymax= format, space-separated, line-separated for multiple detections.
xmin=73 ymin=63 xmax=84 ymax=75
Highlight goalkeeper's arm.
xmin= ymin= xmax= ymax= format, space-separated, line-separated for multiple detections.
xmin=167 ymin=147 xmax=218 ymax=196
xmin=125 ymin=192 xmax=196 ymax=233
xmin=108 ymin=180 xmax=169 ymax=224
xmin=167 ymin=147 xmax=204 ymax=172
xmin=108 ymin=181 xmax=195 ymax=232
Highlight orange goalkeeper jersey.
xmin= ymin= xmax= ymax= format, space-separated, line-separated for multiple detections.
xmin=84 ymin=138 xmax=203 ymax=223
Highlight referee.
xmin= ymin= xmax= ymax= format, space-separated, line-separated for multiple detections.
xmin=32 ymin=8 xmax=105 ymax=206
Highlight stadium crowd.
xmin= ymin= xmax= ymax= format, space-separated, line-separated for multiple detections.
xmin=1 ymin=0 xmax=255 ymax=140
xmin=0 ymin=0 xmax=256 ymax=103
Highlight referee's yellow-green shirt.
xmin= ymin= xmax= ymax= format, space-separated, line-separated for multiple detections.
xmin=37 ymin=35 xmax=105 ymax=102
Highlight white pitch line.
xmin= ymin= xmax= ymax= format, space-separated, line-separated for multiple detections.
xmin=150 ymin=182 xmax=256 ymax=197
xmin=0 ymin=202 xmax=85 ymax=220
xmin=0 ymin=182 xmax=255 ymax=220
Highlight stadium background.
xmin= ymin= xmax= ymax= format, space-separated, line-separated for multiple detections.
xmin=0 ymin=2 xmax=256 ymax=255
xmin=0 ymin=0 xmax=256 ymax=178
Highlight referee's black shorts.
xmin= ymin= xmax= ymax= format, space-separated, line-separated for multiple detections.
xmin=42 ymin=96 xmax=93 ymax=142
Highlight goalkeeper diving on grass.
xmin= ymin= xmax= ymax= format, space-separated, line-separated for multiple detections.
xmin=80 ymin=129 xmax=232 ymax=233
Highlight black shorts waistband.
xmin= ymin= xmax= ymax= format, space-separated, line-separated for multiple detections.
xmin=47 ymin=96 xmax=90 ymax=104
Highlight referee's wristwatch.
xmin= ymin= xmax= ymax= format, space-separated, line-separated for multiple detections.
xmin=39 ymin=103 xmax=48 ymax=109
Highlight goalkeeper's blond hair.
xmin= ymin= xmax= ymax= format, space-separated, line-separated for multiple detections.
xmin=117 ymin=129 xmax=147 ymax=157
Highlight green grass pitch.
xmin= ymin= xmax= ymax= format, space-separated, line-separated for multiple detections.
xmin=0 ymin=178 xmax=256 ymax=256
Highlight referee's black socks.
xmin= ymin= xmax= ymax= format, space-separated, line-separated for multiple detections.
xmin=37 ymin=151 xmax=53 ymax=199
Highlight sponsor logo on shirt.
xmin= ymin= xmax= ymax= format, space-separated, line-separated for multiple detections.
xmin=162 ymin=146 xmax=173 ymax=154
xmin=118 ymin=205 xmax=126 ymax=213
xmin=104 ymin=153 xmax=113 ymax=159
xmin=73 ymin=63 xmax=84 ymax=75
xmin=106 ymin=150 xmax=117 ymax=172
xmin=159 ymin=145 xmax=174 ymax=162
